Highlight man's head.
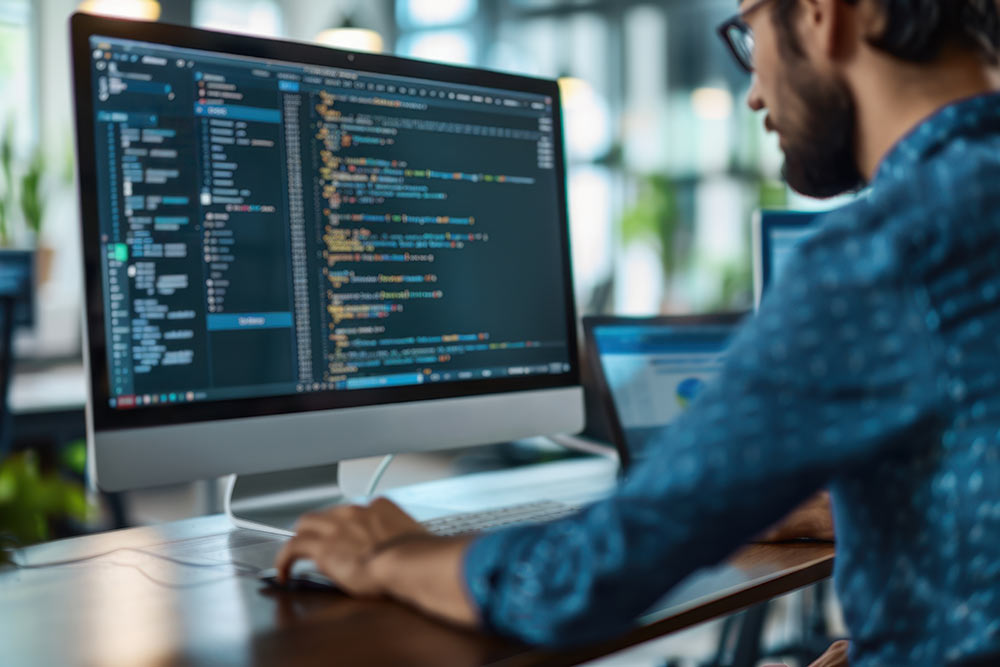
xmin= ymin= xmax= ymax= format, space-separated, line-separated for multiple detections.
xmin=736 ymin=0 xmax=1000 ymax=198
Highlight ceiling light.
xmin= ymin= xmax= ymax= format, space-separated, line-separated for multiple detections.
xmin=691 ymin=87 xmax=734 ymax=121
xmin=78 ymin=0 xmax=161 ymax=21
xmin=315 ymin=28 xmax=385 ymax=54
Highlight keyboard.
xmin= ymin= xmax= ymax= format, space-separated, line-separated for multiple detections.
xmin=421 ymin=500 xmax=580 ymax=536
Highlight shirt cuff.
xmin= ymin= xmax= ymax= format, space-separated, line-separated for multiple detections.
xmin=462 ymin=530 xmax=509 ymax=632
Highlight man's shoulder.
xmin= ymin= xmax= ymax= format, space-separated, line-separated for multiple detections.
xmin=801 ymin=143 xmax=1000 ymax=278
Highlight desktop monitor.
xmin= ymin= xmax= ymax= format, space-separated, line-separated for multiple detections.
xmin=70 ymin=14 xmax=583 ymax=531
xmin=752 ymin=210 xmax=820 ymax=308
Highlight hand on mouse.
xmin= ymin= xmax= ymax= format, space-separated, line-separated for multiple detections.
xmin=274 ymin=497 xmax=480 ymax=626
xmin=275 ymin=497 xmax=427 ymax=598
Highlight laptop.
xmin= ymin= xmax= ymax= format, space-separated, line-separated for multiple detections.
xmin=583 ymin=314 xmax=746 ymax=470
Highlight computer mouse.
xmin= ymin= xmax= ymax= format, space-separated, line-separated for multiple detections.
xmin=257 ymin=564 xmax=342 ymax=593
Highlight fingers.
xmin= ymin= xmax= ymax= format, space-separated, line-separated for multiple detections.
xmin=274 ymin=535 xmax=324 ymax=583
xmin=293 ymin=505 xmax=365 ymax=538
xmin=292 ymin=512 xmax=339 ymax=538
xmin=276 ymin=501 xmax=425 ymax=587
xmin=370 ymin=496 xmax=404 ymax=514
xmin=369 ymin=497 xmax=426 ymax=535
xmin=807 ymin=640 xmax=850 ymax=667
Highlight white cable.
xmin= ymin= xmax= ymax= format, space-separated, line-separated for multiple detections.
xmin=365 ymin=454 xmax=396 ymax=498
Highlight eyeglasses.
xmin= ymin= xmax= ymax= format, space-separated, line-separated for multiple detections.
xmin=717 ymin=0 xmax=777 ymax=73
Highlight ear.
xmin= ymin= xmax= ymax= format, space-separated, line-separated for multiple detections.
xmin=797 ymin=0 xmax=849 ymax=62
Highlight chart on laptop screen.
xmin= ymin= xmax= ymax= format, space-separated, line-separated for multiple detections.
xmin=594 ymin=324 xmax=735 ymax=460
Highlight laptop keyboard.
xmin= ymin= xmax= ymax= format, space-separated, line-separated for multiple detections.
xmin=421 ymin=500 xmax=580 ymax=536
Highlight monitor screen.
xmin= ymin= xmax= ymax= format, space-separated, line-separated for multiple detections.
xmin=591 ymin=323 xmax=737 ymax=464
xmin=82 ymin=32 xmax=575 ymax=427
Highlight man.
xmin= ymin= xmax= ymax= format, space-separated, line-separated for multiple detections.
xmin=276 ymin=1 xmax=1000 ymax=664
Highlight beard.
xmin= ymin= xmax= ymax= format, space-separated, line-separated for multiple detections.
xmin=776 ymin=61 xmax=866 ymax=198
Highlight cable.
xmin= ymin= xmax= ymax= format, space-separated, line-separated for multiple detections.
xmin=3 ymin=544 xmax=265 ymax=589
xmin=365 ymin=453 xmax=396 ymax=497
xmin=4 ymin=452 xmax=402 ymax=583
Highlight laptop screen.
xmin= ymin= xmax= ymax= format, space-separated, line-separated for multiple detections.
xmin=591 ymin=322 xmax=738 ymax=464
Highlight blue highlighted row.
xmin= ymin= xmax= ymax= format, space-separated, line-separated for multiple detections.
xmin=123 ymin=80 xmax=171 ymax=95
xmin=97 ymin=111 xmax=158 ymax=126
xmin=207 ymin=312 xmax=293 ymax=331
xmin=345 ymin=373 xmax=424 ymax=390
xmin=194 ymin=104 xmax=281 ymax=123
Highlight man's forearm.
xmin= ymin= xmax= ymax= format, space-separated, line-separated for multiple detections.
xmin=370 ymin=534 xmax=481 ymax=628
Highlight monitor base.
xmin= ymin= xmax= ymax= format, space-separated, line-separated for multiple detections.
xmin=224 ymin=463 xmax=346 ymax=535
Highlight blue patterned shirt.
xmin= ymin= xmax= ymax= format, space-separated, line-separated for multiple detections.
xmin=464 ymin=94 xmax=1000 ymax=666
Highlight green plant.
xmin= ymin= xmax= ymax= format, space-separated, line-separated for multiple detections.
xmin=758 ymin=177 xmax=789 ymax=210
xmin=620 ymin=175 xmax=690 ymax=289
xmin=0 ymin=450 xmax=90 ymax=564
xmin=20 ymin=151 xmax=45 ymax=238
xmin=0 ymin=121 xmax=12 ymax=247
xmin=0 ymin=118 xmax=59 ymax=248
xmin=709 ymin=256 xmax=754 ymax=311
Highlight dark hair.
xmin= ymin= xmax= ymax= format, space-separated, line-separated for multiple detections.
xmin=772 ymin=0 xmax=1000 ymax=64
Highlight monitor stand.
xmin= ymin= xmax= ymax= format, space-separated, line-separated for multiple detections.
xmin=224 ymin=463 xmax=346 ymax=535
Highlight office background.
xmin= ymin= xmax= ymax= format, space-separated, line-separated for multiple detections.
xmin=0 ymin=0 xmax=860 ymax=365
xmin=0 ymin=1 xmax=846 ymax=664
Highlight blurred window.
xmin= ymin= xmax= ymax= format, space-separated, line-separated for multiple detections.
xmin=397 ymin=29 xmax=476 ymax=66
xmin=397 ymin=0 xmax=478 ymax=29
xmin=0 ymin=0 xmax=32 ymax=149
xmin=193 ymin=0 xmax=283 ymax=37
xmin=395 ymin=0 xmax=817 ymax=314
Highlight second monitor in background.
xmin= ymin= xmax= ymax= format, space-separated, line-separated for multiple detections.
xmin=752 ymin=210 xmax=821 ymax=309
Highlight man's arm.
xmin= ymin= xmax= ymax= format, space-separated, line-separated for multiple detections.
xmin=277 ymin=226 xmax=940 ymax=645
xmin=272 ymin=487 xmax=835 ymax=629
xmin=438 ymin=233 xmax=941 ymax=645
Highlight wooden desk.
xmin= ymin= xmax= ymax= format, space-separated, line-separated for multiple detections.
xmin=1 ymin=513 xmax=832 ymax=665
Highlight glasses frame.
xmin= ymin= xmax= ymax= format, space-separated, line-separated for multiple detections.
xmin=717 ymin=0 xmax=778 ymax=73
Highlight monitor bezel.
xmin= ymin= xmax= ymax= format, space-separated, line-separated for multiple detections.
xmin=71 ymin=12 xmax=580 ymax=433
xmin=582 ymin=314 xmax=747 ymax=471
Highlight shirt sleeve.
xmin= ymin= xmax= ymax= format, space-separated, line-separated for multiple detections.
xmin=463 ymin=223 xmax=945 ymax=647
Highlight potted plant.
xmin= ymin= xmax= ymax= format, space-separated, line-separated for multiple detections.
xmin=19 ymin=150 xmax=52 ymax=283
xmin=0 ymin=120 xmax=13 ymax=249
xmin=620 ymin=174 xmax=691 ymax=310
xmin=0 ymin=449 xmax=90 ymax=565
xmin=0 ymin=123 xmax=55 ymax=286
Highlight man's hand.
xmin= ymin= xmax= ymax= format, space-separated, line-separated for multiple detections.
xmin=809 ymin=640 xmax=850 ymax=666
xmin=757 ymin=491 xmax=835 ymax=542
xmin=762 ymin=640 xmax=850 ymax=667
xmin=274 ymin=498 xmax=479 ymax=627
xmin=275 ymin=497 xmax=428 ymax=597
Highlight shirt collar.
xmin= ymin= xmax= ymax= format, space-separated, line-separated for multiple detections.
xmin=873 ymin=92 xmax=1000 ymax=185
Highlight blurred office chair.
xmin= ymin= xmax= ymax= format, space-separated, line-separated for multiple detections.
xmin=0 ymin=250 xmax=33 ymax=456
